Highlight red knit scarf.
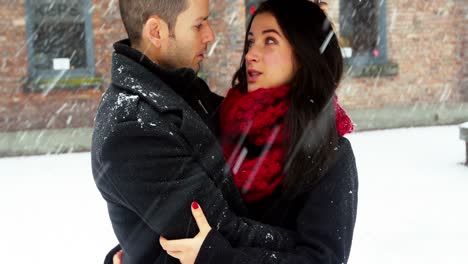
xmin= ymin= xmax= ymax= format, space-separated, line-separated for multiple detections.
xmin=220 ymin=85 xmax=354 ymax=202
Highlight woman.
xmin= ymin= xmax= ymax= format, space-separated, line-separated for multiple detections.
xmin=117 ymin=0 xmax=357 ymax=263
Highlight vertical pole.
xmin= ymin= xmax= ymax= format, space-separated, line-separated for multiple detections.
xmin=465 ymin=142 xmax=468 ymax=166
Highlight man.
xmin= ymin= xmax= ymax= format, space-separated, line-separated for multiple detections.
xmin=91 ymin=0 xmax=295 ymax=263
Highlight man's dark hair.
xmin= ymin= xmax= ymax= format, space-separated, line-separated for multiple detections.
xmin=119 ymin=0 xmax=189 ymax=45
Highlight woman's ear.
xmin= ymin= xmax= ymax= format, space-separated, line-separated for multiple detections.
xmin=143 ymin=16 xmax=167 ymax=48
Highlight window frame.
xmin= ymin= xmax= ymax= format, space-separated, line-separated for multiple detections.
xmin=339 ymin=0 xmax=388 ymax=66
xmin=245 ymin=0 xmax=263 ymax=25
xmin=24 ymin=0 xmax=96 ymax=82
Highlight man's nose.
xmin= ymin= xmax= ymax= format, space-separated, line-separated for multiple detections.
xmin=203 ymin=23 xmax=215 ymax=44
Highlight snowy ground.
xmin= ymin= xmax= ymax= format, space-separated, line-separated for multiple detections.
xmin=0 ymin=125 xmax=467 ymax=263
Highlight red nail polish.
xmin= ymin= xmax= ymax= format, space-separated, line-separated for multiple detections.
xmin=192 ymin=201 xmax=199 ymax=209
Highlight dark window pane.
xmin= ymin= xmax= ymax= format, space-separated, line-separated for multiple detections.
xmin=29 ymin=0 xmax=87 ymax=71
xmin=32 ymin=23 xmax=87 ymax=70
xmin=245 ymin=0 xmax=263 ymax=24
xmin=340 ymin=0 xmax=379 ymax=57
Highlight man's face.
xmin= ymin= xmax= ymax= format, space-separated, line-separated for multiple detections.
xmin=159 ymin=0 xmax=215 ymax=72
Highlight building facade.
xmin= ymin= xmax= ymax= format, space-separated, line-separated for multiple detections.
xmin=0 ymin=0 xmax=467 ymax=156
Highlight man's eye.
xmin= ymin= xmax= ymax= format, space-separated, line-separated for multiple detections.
xmin=195 ymin=24 xmax=202 ymax=30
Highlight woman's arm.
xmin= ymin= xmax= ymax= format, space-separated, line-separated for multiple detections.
xmin=195 ymin=139 xmax=359 ymax=264
xmin=161 ymin=138 xmax=358 ymax=264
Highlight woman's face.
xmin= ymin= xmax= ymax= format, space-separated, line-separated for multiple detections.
xmin=245 ymin=13 xmax=297 ymax=92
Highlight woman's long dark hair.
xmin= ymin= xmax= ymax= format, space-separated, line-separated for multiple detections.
xmin=232 ymin=0 xmax=344 ymax=198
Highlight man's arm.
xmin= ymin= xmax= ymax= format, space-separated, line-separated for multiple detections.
xmin=99 ymin=119 xmax=296 ymax=250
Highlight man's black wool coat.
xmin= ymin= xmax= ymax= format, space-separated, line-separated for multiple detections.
xmin=91 ymin=40 xmax=295 ymax=264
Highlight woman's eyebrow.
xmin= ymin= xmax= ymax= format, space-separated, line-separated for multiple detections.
xmin=248 ymin=29 xmax=282 ymax=37
xmin=262 ymin=29 xmax=282 ymax=37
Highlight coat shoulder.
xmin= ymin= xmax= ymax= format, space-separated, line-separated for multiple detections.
xmin=97 ymin=84 xmax=183 ymax=126
xmin=100 ymin=85 xmax=142 ymax=123
xmin=92 ymin=84 xmax=184 ymax=161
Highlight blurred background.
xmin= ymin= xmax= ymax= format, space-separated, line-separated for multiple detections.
xmin=0 ymin=0 xmax=467 ymax=155
xmin=0 ymin=0 xmax=467 ymax=263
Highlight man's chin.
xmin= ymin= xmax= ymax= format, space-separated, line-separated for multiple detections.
xmin=192 ymin=63 xmax=201 ymax=73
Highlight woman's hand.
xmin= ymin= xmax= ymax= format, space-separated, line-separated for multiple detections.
xmin=160 ymin=202 xmax=212 ymax=264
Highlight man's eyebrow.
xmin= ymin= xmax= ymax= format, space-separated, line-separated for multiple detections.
xmin=195 ymin=13 xmax=210 ymax=22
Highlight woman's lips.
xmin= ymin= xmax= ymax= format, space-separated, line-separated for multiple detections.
xmin=247 ymin=70 xmax=262 ymax=83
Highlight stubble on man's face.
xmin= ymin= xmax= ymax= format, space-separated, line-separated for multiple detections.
xmin=158 ymin=0 xmax=211 ymax=72
xmin=165 ymin=34 xmax=201 ymax=72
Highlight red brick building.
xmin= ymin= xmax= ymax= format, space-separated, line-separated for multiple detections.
xmin=0 ymin=0 xmax=467 ymax=156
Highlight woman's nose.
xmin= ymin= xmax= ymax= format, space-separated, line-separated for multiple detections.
xmin=245 ymin=47 xmax=260 ymax=63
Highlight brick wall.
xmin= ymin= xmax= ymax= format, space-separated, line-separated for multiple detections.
xmin=92 ymin=0 xmax=126 ymax=86
xmin=0 ymin=0 xmax=27 ymax=96
xmin=459 ymin=0 xmax=468 ymax=101
xmin=0 ymin=0 xmax=125 ymax=132
xmin=0 ymin=0 xmax=466 ymax=134
xmin=201 ymin=0 xmax=245 ymax=95
xmin=0 ymin=0 xmax=243 ymax=133
xmin=327 ymin=0 xmax=467 ymax=110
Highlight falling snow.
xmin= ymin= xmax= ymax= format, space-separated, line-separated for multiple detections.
xmin=265 ymin=233 xmax=274 ymax=241
xmin=1 ymin=126 xmax=466 ymax=263
xmin=0 ymin=1 xmax=467 ymax=263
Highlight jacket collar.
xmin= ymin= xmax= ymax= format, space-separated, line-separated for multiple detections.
xmin=110 ymin=40 xmax=247 ymax=213
xmin=111 ymin=39 xmax=199 ymax=113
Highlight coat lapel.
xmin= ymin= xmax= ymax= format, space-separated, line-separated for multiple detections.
xmin=111 ymin=53 xmax=247 ymax=214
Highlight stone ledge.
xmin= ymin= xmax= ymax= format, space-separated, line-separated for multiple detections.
xmin=348 ymin=102 xmax=468 ymax=131
xmin=1 ymin=103 xmax=468 ymax=157
xmin=345 ymin=61 xmax=399 ymax=78
xmin=23 ymin=76 xmax=104 ymax=92
xmin=0 ymin=128 xmax=92 ymax=157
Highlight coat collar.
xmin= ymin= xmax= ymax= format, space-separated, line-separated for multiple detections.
xmin=110 ymin=40 xmax=247 ymax=214
xmin=111 ymin=39 xmax=200 ymax=113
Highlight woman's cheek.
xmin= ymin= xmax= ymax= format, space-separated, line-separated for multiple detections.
xmin=264 ymin=51 xmax=284 ymax=65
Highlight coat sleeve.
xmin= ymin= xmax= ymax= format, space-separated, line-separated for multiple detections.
xmin=98 ymin=119 xmax=296 ymax=251
xmin=195 ymin=140 xmax=359 ymax=264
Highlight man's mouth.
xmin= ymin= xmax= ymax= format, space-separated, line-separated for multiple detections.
xmin=197 ymin=50 xmax=207 ymax=60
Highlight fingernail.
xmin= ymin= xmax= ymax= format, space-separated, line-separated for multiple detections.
xmin=192 ymin=201 xmax=199 ymax=210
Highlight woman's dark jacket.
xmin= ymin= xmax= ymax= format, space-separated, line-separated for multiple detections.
xmin=196 ymin=137 xmax=359 ymax=264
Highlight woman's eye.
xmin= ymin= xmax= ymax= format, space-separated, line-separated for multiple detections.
xmin=247 ymin=39 xmax=254 ymax=48
xmin=266 ymin=38 xmax=276 ymax=45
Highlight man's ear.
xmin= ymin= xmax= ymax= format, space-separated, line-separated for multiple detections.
xmin=143 ymin=16 xmax=167 ymax=48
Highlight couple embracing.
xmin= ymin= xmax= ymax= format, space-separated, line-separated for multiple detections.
xmin=92 ymin=0 xmax=358 ymax=263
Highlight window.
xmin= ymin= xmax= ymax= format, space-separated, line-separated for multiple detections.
xmin=25 ymin=0 xmax=96 ymax=91
xmin=339 ymin=0 xmax=388 ymax=65
xmin=245 ymin=0 xmax=263 ymax=25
